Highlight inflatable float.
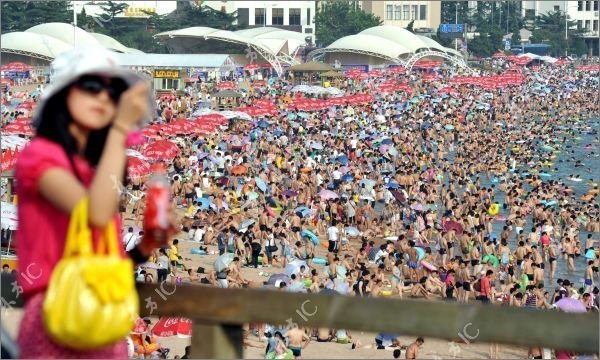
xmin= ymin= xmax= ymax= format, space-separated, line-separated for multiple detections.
xmin=488 ymin=204 xmax=500 ymax=216
xmin=312 ymin=257 xmax=327 ymax=265
xmin=482 ymin=254 xmax=499 ymax=267
xmin=301 ymin=229 xmax=320 ymax=245
xmin=420 ymin=261 xmax=437 ymax=271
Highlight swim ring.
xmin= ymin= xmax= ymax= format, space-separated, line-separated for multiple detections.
xmin=488 ymin=204 xmax=500 ymax=216
xmin=301 ymin=230 xmax=320 ymax=245
xmin=482 ymin=254 xmax=499 ymax=267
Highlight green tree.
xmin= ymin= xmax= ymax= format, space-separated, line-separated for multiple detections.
xmin=1 ymin=1 xmax=71 ymax=33
xmin=531 ymin=10 xmax=587 ymax=56
xmin=315 ymin=1 xmax=382 ymax=47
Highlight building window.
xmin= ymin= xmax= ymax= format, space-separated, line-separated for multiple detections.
xmin=577 ymin=20 xmax=583 ymax=29
xmin=255 ymin=8 xmax=265 ymax=25
xmin=394 ymin=5 xmax=401 ymax=20
xmin=420 ymin=5 xmax=427 ymax=20
xmin=594 ymin=1 xmax=599 ymax=11
xmin=594 ymin=20 xmax=598 ymax=31
xmin=272 ymin=8 xmax=283 ymax=25
xmin=585 ymin=20 xmax=591 ymax=30
xmin=289 ymin=8 xmax=301 ymax=25
xmin=578 ymin=1 xmax=583 ymax=10
xmin=403 ymin=5 xmax=409 ymax=20
xmin=237 ymin=8 xmax=249 ymax=26
xmin=161 ymin=79 xmax=179 ymax=90
xmin=554 ymin=5 xmax=560 ymax=11
xmin=307 ymin=8 xmax=311 ymax=25
xmin=586 ymin=1 xmax=591 ymax=10
xmin=525 ymin=9 xmax=535 ymax=19
xmin=411 ymin=5 xmax=418 ymax=19
xmin=386 ymin=5 xmax=393 ymax=20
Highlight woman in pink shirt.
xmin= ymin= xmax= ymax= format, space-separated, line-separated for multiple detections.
xmin=15 ymin=48 xmax=156 ymax=358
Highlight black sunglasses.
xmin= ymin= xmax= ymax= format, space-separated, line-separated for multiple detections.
xmin=74 ymin=75 xmax=128 ymax=102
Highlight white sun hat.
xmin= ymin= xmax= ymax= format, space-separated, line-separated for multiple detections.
xmin=33 ymin=46 xmax=146 ymax=128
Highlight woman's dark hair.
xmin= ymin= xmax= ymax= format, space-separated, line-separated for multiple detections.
xmin=35 ymin=85 xmax=127 ymax=184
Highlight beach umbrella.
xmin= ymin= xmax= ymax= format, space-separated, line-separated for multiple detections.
xmin=1 ymin=201 xmax=17 ymax=230
xmin=445 ymin=124 xmax=455 ymax=131
xmin=319 ymin=189 xmax=339 ymax=200
xmin=254 ymin=177 xmax=267 ymax=192
xmin=339 ymin=166 xmax=351 ymax=174
xmin=295 ymin=206 xmax=311 ymax=217
xmin=267 ymin=273 xmax=291 ymax=286
xmin=151 ymin=317 xmax=192 ymax=338
xmin=411 ymin=203 xmax=425 ymax=212
xmin=283 ymin=190 xmax=297 ymax=197
xmin=346 ymin=227 xmax=362 ymax=237
xmin=1 ymin=135 xmax=28 ymax=151
xmin=385 ymin=182 xmax=400 ymax=189
xmin=421 ymin=122 xmax=433 ymax=129
xmin=195 ymin=197 xmax=213 ymax=210
xmin=231 ymin=165 xmax=247 ymax=175
xmin=284 ymin=260 xmax=308 ymax=276
xmin=142 ymin=140 xmax=180 ymax=160
xmin=311 ymin=142 xmax=324 ymax=150
xmin=390 ymin=190 xmax=406 ymax=204
xmin=240 ymin=219 xmax=256 ymax=230
xmin=336 ymin=155 xmax=349 ymax=165
xmin=257 ymin=120 xmax=269 ymax=128
xmin=360 ymin=178 xmax=376 ymax=189
xmin=444 ymin=221 xmax=464 ymax=235
xmin=247 ymin=191 xmax=259 ymax=200
xmin=341 ymin=174 xmax=354 ymax=182
xmin=127 ymin=156 xmax=152 ymax=179
xmin=214 ymin=253 xmax=235 ymax=272
xmin=554 ymin=298 xmax=587 ymax=313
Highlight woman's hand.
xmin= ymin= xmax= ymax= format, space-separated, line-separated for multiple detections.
xmin=114 ymin=82 xmax=150 ymax=131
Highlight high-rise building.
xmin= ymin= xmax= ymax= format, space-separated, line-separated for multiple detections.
xmin=209 ymin=1 xmax=315 ymax=35
xmin=362 ymin=1 xmax=442 ymax=36
xmin=520 ymin=0 xmax=599 ymax=55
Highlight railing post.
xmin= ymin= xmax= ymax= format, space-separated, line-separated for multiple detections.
xmin=190 ymin=322 xmax=244 ymax=359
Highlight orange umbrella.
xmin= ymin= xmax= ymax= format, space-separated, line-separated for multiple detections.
xmin=231 ymin=165 xmax=247 ymax=175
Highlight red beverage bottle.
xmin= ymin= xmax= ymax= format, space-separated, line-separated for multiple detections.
xmin=144 ymin=163 xmax=171 ymax=247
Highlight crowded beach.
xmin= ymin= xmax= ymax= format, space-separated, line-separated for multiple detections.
xmin=2 ymin=51 xmax=599 ymax=359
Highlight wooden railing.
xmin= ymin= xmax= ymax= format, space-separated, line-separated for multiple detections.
xmin=1 ymin=274 xmax=597 ymax=358
xmin=135 ymin=284 xmax=599 ymax=359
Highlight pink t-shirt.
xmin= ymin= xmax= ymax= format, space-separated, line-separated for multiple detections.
xmin=15 ymin=137 xmax=124 ymax=299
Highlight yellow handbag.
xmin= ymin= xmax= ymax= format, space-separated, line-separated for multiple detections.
xmin=43 ymin=198 xmax=139 ymax=350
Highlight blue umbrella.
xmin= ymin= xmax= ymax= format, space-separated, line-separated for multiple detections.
xmin=341 ymin=174 xmax=354 ymax=182
xmin=337 ymin=155 xmax=349 ymax=165
xmin=421 ymin=122 xmax=433 ymax=129
xmin=273 ymin=129 xmax=283 ymax=136
xmin=381 ymin=138 xmax=393 ymax=145
xmin=295 ymin=206 xmax=311 ymax=217
xmin=411 ymin=97 xmax=420 ymax=103
xmin=254 ymin=176 xmax=267 ymax=192
xmin=195 ymin=197 xmax=212 ymax=210
xmin=257 ymin=120 xmax=269 ymax=128
xmin=385 ymin=182 xmax=400 ymax=189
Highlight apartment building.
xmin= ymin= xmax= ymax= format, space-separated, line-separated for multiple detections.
xmin=521 ymin=0 xmax=599 ymax=55
xmin=362 ymin=1 xmax=441 ymax=35
xmin=211 ymin=1 xmax=316 ymax=35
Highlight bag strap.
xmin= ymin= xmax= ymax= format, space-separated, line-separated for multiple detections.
xmin=97 ymin=220 xmax=119 ymax=256
xmin=63 ymin=197 xmax=120 ymax=257
xmin=63 ymin=198 xmax=93 ymax=257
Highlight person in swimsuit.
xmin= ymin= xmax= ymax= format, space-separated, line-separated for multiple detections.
xmin=283 ymin=325 xmax=310 ymax=359
xmin=391 ymin=259 xmax=405 ymax=298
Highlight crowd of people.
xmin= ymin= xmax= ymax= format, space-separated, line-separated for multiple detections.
xmin=2 ymin=53 xmax=599 ymax=359
xmin=118 ymin=58 xmax=600 ymax=358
